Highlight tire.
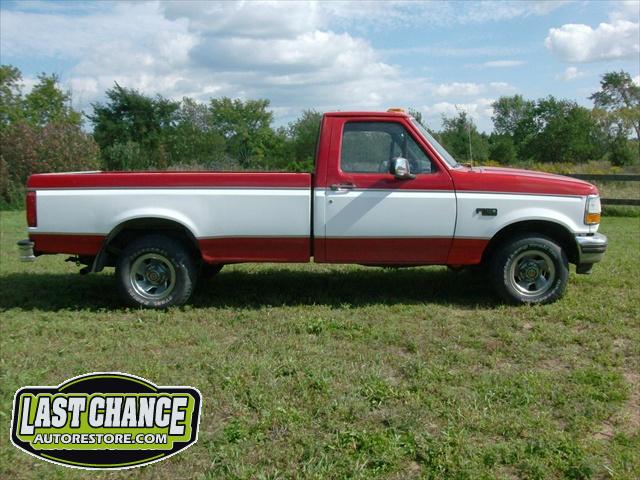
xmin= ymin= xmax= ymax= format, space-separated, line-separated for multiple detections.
xmin=116 ymin=235 xmax=197 ymax=308
xmin=200 ymin=263 xmax=224 ymax=280
xmin=490 ymin=234 xmax=568 ymax=305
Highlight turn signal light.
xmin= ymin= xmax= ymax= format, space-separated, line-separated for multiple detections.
xmin=585 ymin=212 xmax=601 ymax=224
xmin=584 ymin=195 xmax=601 ymax=225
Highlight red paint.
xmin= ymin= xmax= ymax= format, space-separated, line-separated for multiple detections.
xmin=29 ymin=232 xmax=488 ymax=266
xmin=316 ymin=112 xmax=597 ymax=197
xmin=316 ymin=237 xmax=453 ymax=264
xmin=317 ymin=114 xmax=454 ymax=191
xmin=450 ymin=167 xmax=597 ymax=196
xmin=27 ymin=172 xmax=312 ymax=189
xmin=199 ymin=237 xmax=310 ymax=263
xmin=324 ymin=111 xmax=409 ymax=118
xmin=26 ymin=191 xmax=37 ymax=227
xmin=447 ymin=238 xmax=490 ymax=264
xmin=30 ymin=233 xmax=105 ymax=256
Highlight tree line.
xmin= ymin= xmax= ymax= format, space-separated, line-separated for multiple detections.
xmin=1 ymin=64 xmax=638 ymax=207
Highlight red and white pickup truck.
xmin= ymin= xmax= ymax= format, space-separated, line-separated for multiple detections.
xmin=19 ymin=109 xmax=607 ymax=308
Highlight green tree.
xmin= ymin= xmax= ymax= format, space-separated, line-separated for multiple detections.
xmin=23 ymin=73 xmax=81 ymax=127
xmin=286 ymin=109 xmax=322 ymax=171
xmin=170 ymin=98 xmax=227 ymax=169
xmin=590 ymin=70 xmax=640 ymax=141
xmin=590 ymin=71 xmax=639 ymax=163
xmin=529 ymin=96 xmax=603 ymax=163
xmin=89 ymin=83 xmax=179 ymax=169
xmin=439 ymin=111 xmax=489 ymax=163
xmin=489 ymin=134 xmax=517 ymax=164
xmin=0 ymin=65 xmax=97 ymax=207
xmin=0 ymin=65 xmax=24 ymax=129
xmin=491 ymin=95 xmax=536 ymax=159
xmin=208 ymin=97 xmax=276 ymax=168
xmin=408 ymin=108 xmax=425 ymax=127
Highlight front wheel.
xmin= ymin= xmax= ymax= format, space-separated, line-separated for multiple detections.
xmin=490 ymin=235 xmax=568 ymax=305
xmin=116 ymin=235 xmax=197 ymax=308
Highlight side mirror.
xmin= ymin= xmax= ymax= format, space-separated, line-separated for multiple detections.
xmin=391 ymin=157 xmax=416 ymax=180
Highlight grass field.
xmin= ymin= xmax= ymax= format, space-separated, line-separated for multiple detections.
xmin=0 ymin=210 xmax=638 ymax=479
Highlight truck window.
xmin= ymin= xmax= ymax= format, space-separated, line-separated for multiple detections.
xmin=340 ymin=122 xmax=433 ymax=174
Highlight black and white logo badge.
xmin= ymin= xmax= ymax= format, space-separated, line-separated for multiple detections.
xmin=10 ymin=372 xmax=201 ymax=470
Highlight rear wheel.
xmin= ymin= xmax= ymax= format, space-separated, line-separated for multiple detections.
xmin=490 ymin=235 xmax=568 ymax=305
xmin=116 ymin=235 xmax=197 ymax=308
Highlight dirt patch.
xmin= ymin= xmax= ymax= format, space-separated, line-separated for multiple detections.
xmin=538 ymin=358 xmax=570 ymax=373
xmin=390 ymin=461 xmax=421 ymax=479
xmin=593 ymin=371 xmax=639 ymax=440
xmin=622 ymin=371 xmax=640 ymax=434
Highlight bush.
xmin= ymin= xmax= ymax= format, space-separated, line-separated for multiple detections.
xmin=1 ymin=120 xmax=99 ymax=207
xmin=101 ymin=141 xmax=148 ymax=171
xmin=489 ymin=135 xmax=517 ymax=164
xmin=608 ymin=136 xmax=637 ymax=166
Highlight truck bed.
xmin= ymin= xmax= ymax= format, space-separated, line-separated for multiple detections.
xmin=27 ymin=171 xmax=313 ymax=262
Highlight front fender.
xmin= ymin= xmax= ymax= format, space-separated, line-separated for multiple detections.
xmin=454 ymin=193 xmax=588 ymax=239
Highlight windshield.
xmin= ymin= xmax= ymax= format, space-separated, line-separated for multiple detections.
xmin=411 ymin=119 xmax=460 ymax=168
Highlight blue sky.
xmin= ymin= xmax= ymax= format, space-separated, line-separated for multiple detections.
xmin=1 ymin=0 xmax=638 ymax=131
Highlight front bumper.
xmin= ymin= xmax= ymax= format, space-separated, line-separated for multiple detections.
xmin=17 ymin=239 xmax=36 ymax=262
xmin=575 ymin=233 xmax=607 ymax=273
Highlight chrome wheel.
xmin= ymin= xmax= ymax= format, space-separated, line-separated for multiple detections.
xmin=129 ymin=253 xmax=176 ymax=301
xmin=508 ymin=249 xmax=556 ymax=297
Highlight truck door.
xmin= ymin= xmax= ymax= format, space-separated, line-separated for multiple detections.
xmin=320 ymin=118 xmax=456 ymax=264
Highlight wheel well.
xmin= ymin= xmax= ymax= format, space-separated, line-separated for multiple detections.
xmin=482 ymin=220 xmax=579 ymax=265
xmin=94 ymin=218 xmax=201 ymax=271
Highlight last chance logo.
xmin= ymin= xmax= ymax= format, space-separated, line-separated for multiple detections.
xmin=10 ymin=372 xmax=201 ymax=470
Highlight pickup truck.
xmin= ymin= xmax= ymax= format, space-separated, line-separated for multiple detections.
xmin=18 ymin=109 xmax=607 ymax=308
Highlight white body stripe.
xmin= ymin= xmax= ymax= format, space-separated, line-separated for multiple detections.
xmin=320 ymin=189 xmax=457 ymax=238
xmin=31 ymin=189 xmax=311 ymax=238
xmin=31 ymin=187 xmax=593 ymax=244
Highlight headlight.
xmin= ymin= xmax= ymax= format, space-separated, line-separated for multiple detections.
xmin=584 ymin=194 xmax=601 ymax=225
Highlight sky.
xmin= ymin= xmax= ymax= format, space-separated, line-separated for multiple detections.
xmin=1 ymin=0 xmax=639 ymax=132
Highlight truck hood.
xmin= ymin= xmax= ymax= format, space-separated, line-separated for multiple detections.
xmin=450 ymin=165 xmax=598 ymax=196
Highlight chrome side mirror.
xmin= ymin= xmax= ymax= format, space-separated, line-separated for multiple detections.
xmin=391 ymin=157 xmax=415 ymax=180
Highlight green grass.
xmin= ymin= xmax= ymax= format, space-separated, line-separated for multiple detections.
xmin=1 ymin=210 xmax=638 ymax=479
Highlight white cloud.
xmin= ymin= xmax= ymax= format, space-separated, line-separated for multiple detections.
xmin=422 ymin=98 xmax=496 ymax=131
xmin=383 ymin=45 xmax=527 ymax=59
xmin=0 ymin=1 xmax=523 ymax=130
xmin=545 ymin=19 xmax=639 ymax=62
xmin=163 ymin=1 xmax=323 ymax=38
xmin=431 ymin=81 xmax=517 ymax=97
xmin=483 ymin=60 xmax=525 ymax=67
xmin=556 ymin=66 xmax=584 ymax=81
xmin=634 ymin=75 xmax=640 ymax=85
xmin=460 ymin=1 xmax=569 ymax=23
xmin=609 ymin=0 xmax=640 ymax=21
xmin=433 ymin=82 xmax=485 ymax=97
xmin=324 ymin=0 xmax=567 ymax=27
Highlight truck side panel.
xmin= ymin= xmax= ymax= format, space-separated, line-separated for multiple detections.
xmin=28 ymin=173 xmax=313 ymax=263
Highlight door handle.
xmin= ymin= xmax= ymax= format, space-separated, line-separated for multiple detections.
xmin=330 ymin=183 xmax=355 ymax=191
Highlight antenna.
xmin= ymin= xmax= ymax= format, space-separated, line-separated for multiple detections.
xmin=467 ymin=117 xmax=473 ymax=166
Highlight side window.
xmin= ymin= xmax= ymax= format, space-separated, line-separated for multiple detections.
xmin=340 ymin=122 xmax=434 ymax=174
